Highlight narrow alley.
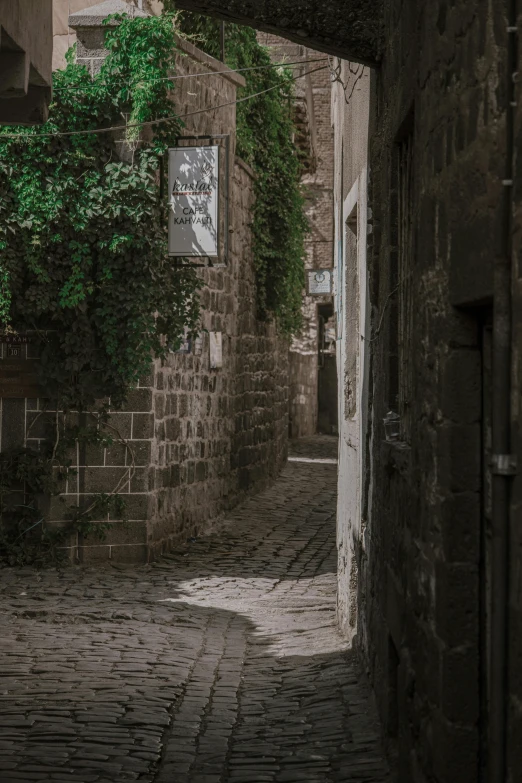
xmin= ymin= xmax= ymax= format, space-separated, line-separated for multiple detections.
xmin=0 ymin=437 xmax=389 ymax=783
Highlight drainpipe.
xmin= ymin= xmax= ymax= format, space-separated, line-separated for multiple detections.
xmin=489 ymin=0 xmax=518 ymax=780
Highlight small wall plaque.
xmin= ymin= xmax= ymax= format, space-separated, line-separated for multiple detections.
xmin=209 ymin=331 xmax=223 ymax=369
xmin=193 ymin=332 xmax=204 ymax=356
xmin=307 ymin=269 xmax=333 ymax=295
xmin=0 ymin=332 xmax=49 ymax=398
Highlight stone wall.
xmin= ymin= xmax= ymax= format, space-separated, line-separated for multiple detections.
xmin=0 ymin=17 xmax=289 ymax=563
xmin=338 ymin=2 xmax=522 ymax=782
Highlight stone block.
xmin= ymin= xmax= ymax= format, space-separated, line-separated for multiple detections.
xmin=441 ymin=349 xmax=481 ymax=424
xmin=127 ymin=440 xmax=151 ymax=467
xmin=432 ymin=711 xmax=479 ymax=783
xmin=440 ymin=492 xmax=480 ymax=563
xmin=82 ymin=442 xmax=105 ymax=466
xmin=130 ymin=467 xmax=151 ymax=493
xmin=1 ymin=399 xmax=26 ymax=449
xmin=132 ymin=413 xmax=154 ymax=439
xmin=112 ymin=493 xmax=149 ymax=521
xmin=25 ymin=410 xmax=53 ymax=440
xmin=105 ymin=441 xmax=127 ymax=466
xmin=441 ymin=647 xmax=479 ymax=724
xmin=166 ymin=417 xmax=181 ymax=441
xmin=121 ymin=388 xmax=153 ymax=413
xmin=437 ymin=423 xmax=481 ymax=493
xmin=82 ymin=466 xmax=129 ymax=494
xmin=108 ymin=412 xmax=132 ymax=439
xmin=76 ymin=29 xmax=108 ymax=59
xmin=435 ymin=562 xmax=478 ymax=649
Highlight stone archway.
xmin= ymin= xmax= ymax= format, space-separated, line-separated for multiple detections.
xmin=172 ymin=0 xmax=383 ymax=64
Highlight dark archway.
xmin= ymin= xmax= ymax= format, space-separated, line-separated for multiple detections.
xmin=173 ymin=0 xmax=384 ymax=64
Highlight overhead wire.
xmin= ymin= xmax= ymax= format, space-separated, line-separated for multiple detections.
xmin=51 ymin=56 xmax=329 ymax=92
xmin=0 ymin=64 xmax=329 ymax=141
xmin=327 ymin=56 xmax=365 ymax=105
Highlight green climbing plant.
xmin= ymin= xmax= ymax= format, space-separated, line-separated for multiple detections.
xmin=0 ymin=410 xmax=127 ymax=567
xmin=166 ymin=7 xmax=307 ymax=333
xmin=0 ymin=12 xmax=199 ymax=411
xmin=0 ymin=12 xmax=199 ymax=564
xmin=0 ymin=10 xmax=308 ymax=565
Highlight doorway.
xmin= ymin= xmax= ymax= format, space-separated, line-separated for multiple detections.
xmin=317 ymin=302 xmax=338 ymax=435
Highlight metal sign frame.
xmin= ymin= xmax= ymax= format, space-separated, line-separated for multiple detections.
xmin=168 ymin=134 xmax=230 ymax=268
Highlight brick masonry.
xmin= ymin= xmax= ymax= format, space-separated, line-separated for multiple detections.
xmin=0 ymin=15 xmax=289 ymax=564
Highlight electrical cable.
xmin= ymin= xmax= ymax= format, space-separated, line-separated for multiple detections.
xmin=327 ymin=56 xmax=365 ymax=105
xmin=0 ymin=64 xmax=329 ymax=141
xmin=51 ymin=56 xmax=329 ymax=92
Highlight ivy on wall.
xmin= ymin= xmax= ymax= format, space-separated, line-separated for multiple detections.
xmin=0 ymin=10 xmax=307 ymax=563
xmin=0 ymin=13 xmax=199 ymax=411
xmin=167 ymin=7 xmax=307 ymax=333
xmin=0 ymin=13 xmax=199 ymax=564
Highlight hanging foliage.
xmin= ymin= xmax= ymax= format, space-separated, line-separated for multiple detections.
xmin=0 ymin=13 xmax=200 ymax=564
xmin=0 ymin=12 xmax=200 ymax=411
xmin=166 ymin=7 xmax=307 ymax=333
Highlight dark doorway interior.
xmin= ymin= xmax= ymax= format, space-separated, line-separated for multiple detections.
xmin=317 ymin=303 xmax=338 ymax=435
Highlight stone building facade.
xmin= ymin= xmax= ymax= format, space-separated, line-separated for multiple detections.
xmin=0 ymin=3 xmax=289 ymax=564
xmin=332 ymin=5 xmax=521 ymax=783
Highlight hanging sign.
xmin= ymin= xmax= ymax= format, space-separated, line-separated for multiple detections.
xmin=168 ymin=145 xmax=219 ymax=257
xmin=307 ymin=269 xmax=333 ymax=295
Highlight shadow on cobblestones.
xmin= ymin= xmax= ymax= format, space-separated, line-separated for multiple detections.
xmin=0 ymin=437 xmax=389 ymax=782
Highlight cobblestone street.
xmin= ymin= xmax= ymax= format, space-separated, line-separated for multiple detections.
xmin=0 ymin=437 xmax=389 ymax=783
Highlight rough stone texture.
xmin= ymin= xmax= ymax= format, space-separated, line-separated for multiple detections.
xmin=363 ymin=3 xmax=504 ymax=780
xmin=174 ymin=0 xmax=384 ymax=64
xmin=0 ymin=438 xmax=389 ymax=782
xmin=1 ymin=29 xmax=289 ymax=564
xmin=330 ymin=3 xmax=522 ymax=783
xmin=258 ymin=34 xmax=335 ymax=439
